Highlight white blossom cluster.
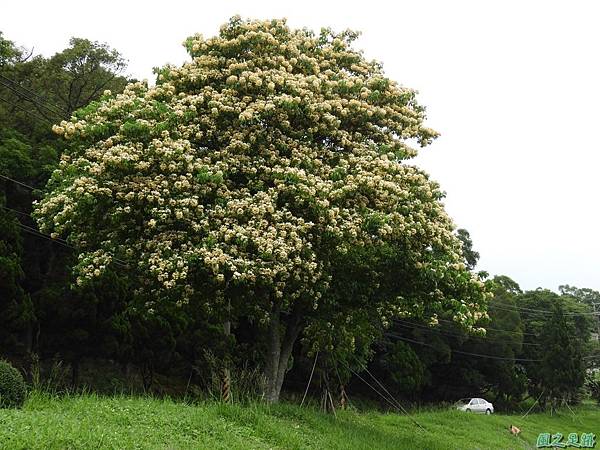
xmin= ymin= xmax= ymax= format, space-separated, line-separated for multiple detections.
xmin=35 ymin=17 xmax=487 ymax=326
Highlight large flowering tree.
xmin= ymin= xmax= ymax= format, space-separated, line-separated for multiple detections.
xmin=35 ymin=17 xmax=488 ymax=402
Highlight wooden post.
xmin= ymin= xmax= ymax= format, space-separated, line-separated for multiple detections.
xmin=339 ymin=384 xmax=347 ymax=410
xmin=222 ymin=297 xmax=231 ymax=403
xmin=221 ymin=365 xmax=231 ymax=403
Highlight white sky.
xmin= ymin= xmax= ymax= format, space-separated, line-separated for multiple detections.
xmin=3 ymin=0 xmax=599 ymax=292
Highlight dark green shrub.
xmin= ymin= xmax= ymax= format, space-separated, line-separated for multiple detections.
xmin=587 ymin=377 xmax=600 ymax=405
xmin=0 ymin=359 xmax=26 ymax=408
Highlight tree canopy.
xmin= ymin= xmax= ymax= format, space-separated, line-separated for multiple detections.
xmin=34 ymin=17 xmax=488 ymax=401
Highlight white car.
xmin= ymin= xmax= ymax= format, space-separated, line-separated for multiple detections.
xmin=455 ymin=397 xmax=494 ymax=414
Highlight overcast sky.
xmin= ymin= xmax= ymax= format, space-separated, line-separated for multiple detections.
xmin=3 ymin=0 xmax=599 ymax=292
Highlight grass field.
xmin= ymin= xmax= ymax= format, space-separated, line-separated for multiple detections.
xmin=0 ymin=392 xmax=598 ymax=449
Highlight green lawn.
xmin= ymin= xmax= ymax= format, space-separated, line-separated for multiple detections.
xmin=0 ymin=392 xmax=598 ymax=449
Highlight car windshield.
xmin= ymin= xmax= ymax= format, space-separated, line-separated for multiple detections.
xmin=455 ymin=398 xmax=472 ymax=406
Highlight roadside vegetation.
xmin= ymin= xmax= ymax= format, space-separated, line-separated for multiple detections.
xmin=1 ymin=393 xmax=598 ymax=449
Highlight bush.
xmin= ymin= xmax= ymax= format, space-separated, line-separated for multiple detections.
xmin=586 ymin=377 xmax=600 ymax=405
xmin=0 ymin=359 xmax=26 ymax=408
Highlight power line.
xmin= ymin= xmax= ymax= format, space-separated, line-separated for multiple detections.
xmin=300 ymin=351 xmax=318 ymax=407
xmin=435 ymin=317 xmax=538 ymax=336
xmin=21 ymin=223 xmax=130 ymax=269
xmin=0 ymin=175 xmax=131 ymax=268
xmin=332 ymin=361 xmax=354 ymax=410
xmin=0 ymin=94 xmax=54 ymax=126
xmin=0 ymin=73 xmax=68 ymax=115
xmin=18 ymin=222 xmax=70 ymax=246
xmin=350 ymin=356 xmax=426 ymax=431
xmin=0 ymin=204 xmax=33 ymax=218
xmin=492 ymin=303 xmax=598 ymax=317
xmin=0 ymin=173 xmax=37 ymax=190
xmin=14 ymin=221 xmax=130 ymax=268
xmin=0 ymin=74 xmax=66 ymax=118
xmin=0 ymin=78 xmax=62 ymax=120
xmin=384 ymin=332 xmax=543 ymax=362
xmin=393 ymin=319 xmax=542 ymax=347
xmin=16 ymin=223 xmax=75 ymax=250
xmin=16 ymin=222 xmax=73 ymax=246
xmin=521 ymin=389 xmax=544 ymax=419
xmin=342 ymin=361 xmax=401 ymax=411
xmin=337 ymin=357 xmax=425 ymax=430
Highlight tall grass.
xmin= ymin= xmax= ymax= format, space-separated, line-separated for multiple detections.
xmin=1 ymin=392 xmax=598 ymax=449
xmin=197 ymin=350 xmax=267 ymax=404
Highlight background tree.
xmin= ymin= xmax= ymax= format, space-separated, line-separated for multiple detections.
xmin=34 ymin=38 xmax=129 ymax=116
xmin=0 ymin=32 xmax=131 ymax=375
xmin=493 ymin=275 xmax=522 ymax=296
xmin=538 ymin=302 xmax=584 ymax=409
xmin=519 ymin=289 xmax=591 ymax=408
xmin=375 ymin=340 xmax=426 ymax=400
xmin=456 ymin=228 xmax=479 ymax=270
xmin=477 ymin=276 xmax=526 ymax=408
xmin=560 ymin=285 xmax=600 ymax=338
xmin=380 ymin=275 xmax=527 ymax=408
xmin=0 ymin=32 xmax=23 ymax=66
xmin=0 ymin=191 xmax=32 ymax=357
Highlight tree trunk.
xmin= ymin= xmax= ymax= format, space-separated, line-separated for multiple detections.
xmin=222 ymin=317 xmax=231 ymax=403
xmin=71 ymin=358 xmax=80 ymax=388
xmin=264 ymin=303 xmax=302 ymax=403
xmin=141 ymin=361 xmax=154 ymax=392
xmin=24 ymin=321 xmax=33 ymax=354
xmin=264 ymin=303 xmax=281 ymax=402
